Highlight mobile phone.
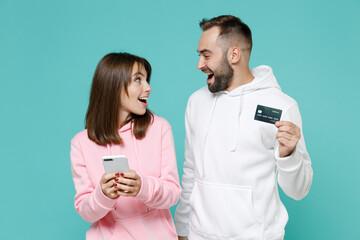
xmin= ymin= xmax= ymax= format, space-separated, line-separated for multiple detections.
xmin=102 ymin=155 xmax=130 ymax=174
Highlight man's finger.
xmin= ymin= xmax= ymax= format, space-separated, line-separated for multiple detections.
xmin=277 ymin=126 xmax=297 ymax=136
xmin=276 ymin=132 xmax=292 ymax=141
xmin=277 ymin=137 xmax=291 ymax=146
xmin=275 ymin=121 xmax=295 ymax=128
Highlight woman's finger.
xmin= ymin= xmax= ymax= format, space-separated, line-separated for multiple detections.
xmin=101 ymin=172 xmax=120 ymax=184
xmin=116 ymin=177 xmax=137 ymax=186
xmin=121 ymin=170 xmax=138 ymax=180
xmin=102 ymin=185 xmax=119 ymax=199
xmin=117 ymin=190 xmax=137 ymax=197
xmin=116 ymin=183 xmax=138 ymax=192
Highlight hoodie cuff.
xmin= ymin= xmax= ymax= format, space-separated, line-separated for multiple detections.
xmin=94 ymin=184 xmax=118 ymax=209
xmin=175 ymin=222 xmax=189 ymax=237
xmin=135 ymin=173 xmax=150 ymax=202
xmin=275 ymin=147 xmax=302 ymax=172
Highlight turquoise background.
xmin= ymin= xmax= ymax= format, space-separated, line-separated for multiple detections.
xmin=1 ymin=0 xmax=359 ymax=239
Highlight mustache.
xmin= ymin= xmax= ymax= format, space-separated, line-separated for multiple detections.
xmin=202 ymin=67 xmax=213 ymax=74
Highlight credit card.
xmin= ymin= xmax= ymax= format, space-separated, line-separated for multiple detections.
xmin=254 ymin=105 xmax=282 ymax=124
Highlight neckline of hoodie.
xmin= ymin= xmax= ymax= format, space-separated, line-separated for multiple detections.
xmin=119 ymin=121 xmax=132 ymax=133
xmin=213 ymin=65 xmax=280 ymax=97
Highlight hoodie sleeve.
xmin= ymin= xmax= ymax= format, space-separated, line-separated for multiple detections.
xmin=275 ymin=103 xmax=313 ymax=200
xmin=70 ymin=138 xmax=117 ymax=223
xmin=135 ymin=120 xmax=181 ymax=209
xmin=174 ymin=101 xmax=195 ymax=237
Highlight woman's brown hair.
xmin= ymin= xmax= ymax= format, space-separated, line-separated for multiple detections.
xmin=85 ymin=52 xmax=153 ymax=145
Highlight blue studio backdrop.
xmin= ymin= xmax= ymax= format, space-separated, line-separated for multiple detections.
xmin=1 ymin=0 xmax=359 ymax=239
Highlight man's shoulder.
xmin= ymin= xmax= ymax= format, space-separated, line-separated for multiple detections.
xmin=188 ymin=86 xmax=212 ymax=103
xmin=269 ymin=88 xmax=298 ymax=109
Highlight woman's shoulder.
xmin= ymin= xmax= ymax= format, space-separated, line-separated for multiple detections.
xmin=71 ymin=129 xmax=90 ymax=145
xmin=151 ymin=114 xmax=172 ymax=129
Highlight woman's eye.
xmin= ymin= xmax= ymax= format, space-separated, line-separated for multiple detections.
xmin=135 ymin=78 xmax=141 ymax=82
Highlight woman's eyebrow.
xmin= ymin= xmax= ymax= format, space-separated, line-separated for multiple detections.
xmin=133 ymin=71 xmax=145 ymax=77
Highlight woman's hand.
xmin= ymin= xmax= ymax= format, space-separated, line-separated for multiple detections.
xmin=100 ymin=173 xmax=121 ymax=199
xmin=115 ymin=169 xmax=142 ymax=197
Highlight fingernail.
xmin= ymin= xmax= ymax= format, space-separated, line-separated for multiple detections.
xmin=115 ymin=173 xmax=120 ymax=176
xmin=113 ymin=183 xmax=117 ymax=187
xmin=120 ymin=173 xmax=124 ymax=177
xmin=115 ymin=178 xmax=118 ymax=181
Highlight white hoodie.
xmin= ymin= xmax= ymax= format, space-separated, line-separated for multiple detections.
xmin=175 ymin=65 xmax=313 ymax=240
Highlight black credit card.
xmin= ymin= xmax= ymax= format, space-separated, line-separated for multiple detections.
xmin=254 ymin=105 xmax=282 ymax=124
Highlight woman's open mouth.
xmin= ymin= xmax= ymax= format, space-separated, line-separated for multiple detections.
xmin=138 ymin=97 xmax=147 ymax=103
xmin=138 ymin=97 xmax=148 ymax=107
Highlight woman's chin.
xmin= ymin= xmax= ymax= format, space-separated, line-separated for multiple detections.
xmin=132 ymin=109 xmax=147 ymax=116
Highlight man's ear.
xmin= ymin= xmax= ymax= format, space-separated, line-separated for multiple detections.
xmin=228 ymin=46 xmax=242 ymax=64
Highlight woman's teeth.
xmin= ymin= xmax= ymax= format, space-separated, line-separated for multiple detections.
xmin=139 ymin=97 xmax=148 ymax=103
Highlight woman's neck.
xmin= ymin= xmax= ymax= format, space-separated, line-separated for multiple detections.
xmin=118 ymin=111 xmax=131 ymax=129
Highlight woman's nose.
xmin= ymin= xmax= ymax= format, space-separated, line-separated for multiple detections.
xmin=144 ymin=82 xmax=152 ymax=93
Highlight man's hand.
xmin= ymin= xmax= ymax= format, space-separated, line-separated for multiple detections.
xmin=275 ymin=121 xmax=301 ymax=158
xmin=178 ymin=237 xmax=187 ymax=240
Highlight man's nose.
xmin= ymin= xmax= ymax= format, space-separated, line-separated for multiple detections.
xmin=197 ymin=57 xmax=205 ymax=70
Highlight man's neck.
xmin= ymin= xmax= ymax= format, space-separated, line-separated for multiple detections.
xmin=226 ymin=67 xmax=255 ymax=92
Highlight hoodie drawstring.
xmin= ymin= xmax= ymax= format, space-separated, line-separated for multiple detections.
xmin=202 ymin=95 xmax=218 ymax=178
xmin=204 ymin=95 xmax=218 ymax=141
xmin=230 ymin=87 xmax=244 ymax=152
xmin=107 ymin=144 xmax=112 ymax=155
xmin=132 ymin=133 xmax=143 ymax=174
xmin=105 ymin=125 xmax=143 ymax=174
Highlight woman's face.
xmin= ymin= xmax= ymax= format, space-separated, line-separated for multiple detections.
xmin=119 ymin=63 xmax=152 ymax=123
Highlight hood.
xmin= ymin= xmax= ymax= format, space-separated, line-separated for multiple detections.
xmin=221 ymin=65 xmax=281 ymax=97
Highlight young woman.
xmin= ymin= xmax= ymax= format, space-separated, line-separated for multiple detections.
xmin=70 ymin=52 xmax=181 ymax=240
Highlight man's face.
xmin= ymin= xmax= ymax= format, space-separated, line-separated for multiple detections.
xmin=197 ymin=27 xmax=234 ymax=93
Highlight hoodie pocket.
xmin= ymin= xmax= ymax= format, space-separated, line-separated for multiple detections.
xmin=190 ymin=180 xmax=262 ymax=239
xmin=111 ymin=210 xmax=177 ymax=240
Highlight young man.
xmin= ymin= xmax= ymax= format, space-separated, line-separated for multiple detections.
xmin=174 ymin=15 xmax=313 ymax=240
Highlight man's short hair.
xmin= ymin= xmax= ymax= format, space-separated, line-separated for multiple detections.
xmin=200 ymin=15 xmax=252 ymax=58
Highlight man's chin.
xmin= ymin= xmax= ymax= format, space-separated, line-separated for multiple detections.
xmin=208 ymin=83 xmax=219 ymax=93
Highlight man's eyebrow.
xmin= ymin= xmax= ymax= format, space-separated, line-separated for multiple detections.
xmin=133 ymin=71 xmax=145 ymax=77
xmin=197 ymin=49 xmax=212 ymax=54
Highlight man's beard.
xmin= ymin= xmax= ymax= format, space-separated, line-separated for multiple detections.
xmin=208 ymin=56 xmax=234 ymax=93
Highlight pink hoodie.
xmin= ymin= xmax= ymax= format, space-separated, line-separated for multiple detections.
xmin=70 ymin=115 xmax=181 ymax=240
